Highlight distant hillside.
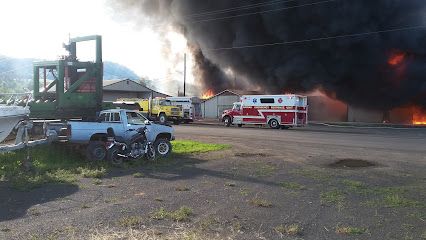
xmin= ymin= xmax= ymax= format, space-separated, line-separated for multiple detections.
xmin=0 ymin=56 xmax=140 ymax=92
xmin=103 ymin=61 xmax=139 ymax=80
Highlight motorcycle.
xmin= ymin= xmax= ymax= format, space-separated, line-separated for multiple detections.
xmin=106 ymin=126 xmax=156 ymax=166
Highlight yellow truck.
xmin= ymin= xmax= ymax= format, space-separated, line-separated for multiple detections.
xmin=115 ymin=98 xmax=183 ymax=124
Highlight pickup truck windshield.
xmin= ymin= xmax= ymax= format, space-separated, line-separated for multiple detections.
xmin=126 ymin=112 xmax=148 ymax=125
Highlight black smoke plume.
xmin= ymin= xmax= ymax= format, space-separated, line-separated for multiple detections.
xmin=109 ymin=0 xmax=426 ymax=110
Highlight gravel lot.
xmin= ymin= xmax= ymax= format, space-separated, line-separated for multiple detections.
xmin=0 ymin=124 xmax=425 ymax=240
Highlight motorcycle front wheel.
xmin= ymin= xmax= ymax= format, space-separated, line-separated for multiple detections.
xmin=145 ymin=143 xmax=156 ymax=161
xmin=107 ymin=147 xmax=124 ymax=166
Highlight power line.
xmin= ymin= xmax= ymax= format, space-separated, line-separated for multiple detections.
xmin=189 ymin=0 xmax=337 ymax=24
xmin=206 ymin=25 xmax=426 ymax=51
xmin=187 ymin=0 xmax=298 ymax=18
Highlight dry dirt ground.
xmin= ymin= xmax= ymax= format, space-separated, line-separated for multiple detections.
xmin=0 ymin=124 xmax=425 ymax=240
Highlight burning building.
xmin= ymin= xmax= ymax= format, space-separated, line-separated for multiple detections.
xmin=108 ymin=0 xmax=426 ymax=124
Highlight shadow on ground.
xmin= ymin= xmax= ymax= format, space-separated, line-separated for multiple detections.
xmin=0 ymin=182 xmax=79 ymax=222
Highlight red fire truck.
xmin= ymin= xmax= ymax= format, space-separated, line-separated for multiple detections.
xmin=221 ymin=95 xmax=308 ymax=129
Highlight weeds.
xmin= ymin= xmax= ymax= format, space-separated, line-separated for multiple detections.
xmin=118 ymin=216 xmax=143 ymax=228
xmin=291 ymin=169 xmax=331 ymax=181
xmin=249 ymin=197 xmax=273 ymax=207
xmin=320 ymin=189 xmax=345 ymax=210
xmin=383 ymin=194 xmax=422 ymax=208
xmin=78 ymin=167 xmax=106 ymax=178
xmin=92 ymin=179 xmax=102 ymax=185
xmin=199 ymin=216 xmax=220 ymax=231
xmin=342 ymin=179 xmax=364 ymax=191
xmin=335 ymin=226 xmax=366 ymax=235
xmin=132 ymin=172 xmax=145 ymax=178
xmin=0 ymin=140 xmax=228 ymax=190
xmin=240 ymin=188 xmax=250 ymax=196
xmin=275 ymin=224 xmax=302 ymax=236
xmin=175 ymin=186 xmax=190 ymax=191
xmin=279 ymin=181 xmax=305 ymax=190
xmin=254 ymin=162 xmax=277 ymax=177
xmin=150 ymin=206 xmax=193 ymax=222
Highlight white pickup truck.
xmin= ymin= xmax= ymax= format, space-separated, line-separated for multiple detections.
xmin=64 ymin=109 xmax=174 ymax=160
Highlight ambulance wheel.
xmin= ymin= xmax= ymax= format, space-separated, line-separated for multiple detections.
xmin=223 ymin=116 xmax=231 ymax=127
xmin=268 ymin=119 xmax=280 ymax=129
xmin=237 ymin=124 xmax=242 ymax=128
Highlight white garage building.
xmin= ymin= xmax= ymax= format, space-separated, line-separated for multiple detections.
xmin=201 ymin=90 xmax=252 ymax=119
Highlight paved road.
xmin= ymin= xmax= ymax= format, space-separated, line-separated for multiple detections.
xmin=175 ymin=124 xmax=426 ymax=166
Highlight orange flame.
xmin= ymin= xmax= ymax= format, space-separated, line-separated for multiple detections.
xmin=201 ymin=89 xmax=214 ymax=99
xmin=388 ymin=52 xmax=405 ymax=66
xmin=413 ymin=108 xmax=426 ymax=125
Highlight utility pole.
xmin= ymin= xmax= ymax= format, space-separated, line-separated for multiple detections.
xmin=183 ymin=53 xmax=186 ymax=97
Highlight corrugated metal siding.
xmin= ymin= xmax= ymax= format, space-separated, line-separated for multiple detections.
xmin=201 ymin=95 xmax=240 ymax=118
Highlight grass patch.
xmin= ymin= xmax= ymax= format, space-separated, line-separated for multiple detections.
xmin=150 ymin=206 xmax=193 ymax=222
xmin=341 ymin=179 xmax=425 ymax=209
xmin=175 ymin=186 xmax=190 ymax=191
xmin=0 ymin=140 xmax=228 ymax=190
xmin=88 ymin=227 xmax=206 ymax=240
xmin=320 ymin=189 xmax=345 ymax=210
xmin=254 ymin=163 xmax=277 ymax=177
xmin=172 ymin=140 xmax=230 ymax=155
xmin=118 ymin=216 xmax=143 ymax=228
xmin=335 ymin=226 xmax=366 ymax=235
xmin=279 ymin=181 xmax=305 ymax=190
xmin=132 ymin=172 xmax=145 ymax=178
xmin=199 ymin=216 xmax=220 ymax=231
xmin=342 ymin=179 xmax=364 ymax=191
xmin=382 ymin=194 xmax=422 ymax=208
xmin=0 ymin=145 xmax=108 ymax=190
xmin=249 ymin=197 xmax=273 ymax=207
xmin=291 ymin=168 xmax=331 ymax=181
xmin=77 ymin=167 xmax=106 ymax=178
xmin=240 ymin=188 xmax=250 ymax=196
xmin=238 ymin=161 xmax=277 ymax=177
xmin=275 ymin=224 xmax=302 ymax=236
xmin=92 ymin=179 xmax=102 ymax=185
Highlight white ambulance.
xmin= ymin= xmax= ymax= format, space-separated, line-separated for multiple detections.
xmin=221 ymin=95 xmax=308 ymax=129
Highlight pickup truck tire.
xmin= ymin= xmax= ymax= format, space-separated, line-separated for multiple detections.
xmin=154 ymin=138 xmax=172 ymax=158
xmin=223 ymin=116 xmax=231 ymax=127
xmin=107 ymin=147 xmax=123 ymax=166
xmin=159 ymin=113 xmax=167 ymax=124
xmin=86 ymin=141 xmax=107 ymax=162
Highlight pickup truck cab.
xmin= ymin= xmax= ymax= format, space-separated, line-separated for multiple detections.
xmin=67 ymin=109 xmax=174 ymax=160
